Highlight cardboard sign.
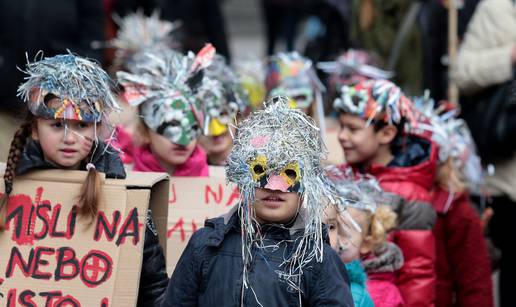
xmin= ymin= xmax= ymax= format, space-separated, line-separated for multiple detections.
xmin=166 ymin=177 xmax=238 ymax=275
xmin=0 ymin=165 xmax=169 ymax=307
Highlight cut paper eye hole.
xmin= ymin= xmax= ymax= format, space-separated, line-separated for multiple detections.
xmin=280 ymin=162 xmax=301 ymax=186
xmin=249 ymin=155 xmax=268 ymax=181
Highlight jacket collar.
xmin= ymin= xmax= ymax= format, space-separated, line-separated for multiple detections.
xmin=204 ymin=205 xmax=328 ymax=247
xmin=16 ymin=139 xmax=126 ymax=179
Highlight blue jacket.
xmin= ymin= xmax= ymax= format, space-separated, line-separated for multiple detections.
xmin=162 ymin=210 xmax=354 ymax=306
xmin=345 ymin=260 xmax=374 ymax=307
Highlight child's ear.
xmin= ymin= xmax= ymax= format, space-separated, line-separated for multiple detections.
xmin=377 ymin=125 xmax=398 ymax=145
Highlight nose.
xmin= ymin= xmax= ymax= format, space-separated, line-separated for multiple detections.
xmin=62 ymin=128 xmax=77 ymax=145
xmin=264 ymin=175 xmax=290 ymax=192
xmin=338 ymin=127 xmax=350 ymax=143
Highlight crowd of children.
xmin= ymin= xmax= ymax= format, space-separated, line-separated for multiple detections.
xmin=0 ymin=11 xmax=495 ymax=307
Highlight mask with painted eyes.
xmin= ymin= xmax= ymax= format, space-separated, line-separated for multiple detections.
xmin=265 ymin=52 xmax=323 ymax=109
xmin=198 ymin=55 xmax=249 ymax=137
xmin=249 ymin=155 xmax=302 ymax=193
xmin=19 ymin=53 xmax=120 ymax=124
xmin=117 ymin=45 xmax=216 ymax=145
xmin=270 ymin=85 xmax=313 ymax=109
xmin=140 ymin=94 xmax=201 ymax=146
xmin=226 ymin=97 xmax=342 ymax=292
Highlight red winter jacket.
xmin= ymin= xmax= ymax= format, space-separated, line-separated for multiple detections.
xmin=345 ymin=135 xmax=438 ymax=307
xmin=431 ymin=188 xmax=493 ymax=307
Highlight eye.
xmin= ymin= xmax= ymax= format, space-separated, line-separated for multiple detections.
xmin=284 ymin=168 xmax=298 ymax=181
xmin=253 ymin=164 xmax=265 ymax=175
xmin=328 ymin=223 xmax=336 ymax=231
xmin=51 ymin=121 xmax=64 ymax=128
xmin=249 ymin=155 xmax=268 ymax=181
xmin=77 ymin=122 xmax=92 ymax=129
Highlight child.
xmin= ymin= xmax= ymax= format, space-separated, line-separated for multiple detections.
xmin=0 ymin=53 xmax=168 ymax=306
xmin=325 ymin=166 xmax=404 ymax=307
xmin=334 ymin=79 xmax=437 ymax=306
xmin=162 ymin=98 xmax=354 ymax=306
xmin=197 ymin=54 xmax=249 ymax=166
xmin=414 ymin=98 xmax=493 ymax=307
xmin=117 ymin=45 xmax=215 ymax=176
xmin=265 ymin=52 xmax=326 ymax=131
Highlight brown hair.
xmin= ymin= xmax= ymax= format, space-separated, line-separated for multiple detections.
xmin=77 ymin=159 xmax=102 ymax=222
xmin=1 ymin=118 xmax=102 ymax=229
xmin=436 ymin=157 xmax=466 ymax=193
xmin=0 ymin=120 xmax=33 ymax=230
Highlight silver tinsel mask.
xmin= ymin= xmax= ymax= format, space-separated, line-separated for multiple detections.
xmin=226 ymin=96 xmax=339 ymax=298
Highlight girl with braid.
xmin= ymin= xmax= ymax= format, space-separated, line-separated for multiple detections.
xmin=0 ymin=53 xmax=168 ymax=306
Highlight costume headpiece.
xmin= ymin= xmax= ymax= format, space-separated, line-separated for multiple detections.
xmin=109 ymin=10 xmax=181 ymax=70
xmin=18 ymin=53 xmax=120 ymax=123
xmin=413 ymin=93 xmax=485 ymax=190
xmin=334 ymin=79 xmax=417 ymax=126
xmin=317 ymin=49 xmax=393 ymax=87
xmin=265 ymin=52 xmax=325 ymax=109
xmin=226 ymin=96 xmax=339 ymax=295
xmin=197 ymin=54 xmax=249 ymax=136
xmin=117 ymin=44 xmax=215 ymax=146
xmin=235 ymin=57 xmax=266 ymax=110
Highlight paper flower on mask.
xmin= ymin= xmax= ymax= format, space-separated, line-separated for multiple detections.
xmin=413 ymin=93 xmax=485 ymax=190
xmin=334 ymin=79 xmax=417 ymax=127
xmin=117 ymin=44 xmax=216 ymax=146
xmin=265 ymin=52 xmax=325 ymax=109
xmin=226 ymin=96 xmax=340 ymax=294
xmin=197 ymin=54 xmax=249 ymax=136
xmin=109 ymin=10 xmax=181 ymax=70
xmin=18 ymin=53 xmax=120 ymax=123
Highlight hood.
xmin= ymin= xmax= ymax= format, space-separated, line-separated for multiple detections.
xmin=359 ymin=134 xmax=438 ymax=201
xmin=16 ymin=140 xmax=126 ymax=179
xmin=363 ymin=242 xmax=404 ymax=274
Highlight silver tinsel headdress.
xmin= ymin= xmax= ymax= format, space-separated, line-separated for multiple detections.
xmin=197 ymin=54 xmax=249 ymax=136
xmin=226 ymin=97 xmax=339 ymax=298
xmin=109 ymin=10 xmax=181 ymax=70
xmin=18 ymin=53 xmax=120 ymax=123
xmin=413 ymin=93 xmax=485 ymax=190
xmin=117 ymin=45 xmax=215 ymax=146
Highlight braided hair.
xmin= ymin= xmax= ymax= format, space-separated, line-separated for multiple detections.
xmin=0 ymin=119 xmax=33 ymax=230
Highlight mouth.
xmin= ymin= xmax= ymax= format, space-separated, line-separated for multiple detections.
xmin=259 ymin=194 xmax=286 ymax=208
xmin=60 ymin=148 xmax=78 ymax=154
xmin=170 ymin=145 xmax=189 ymax=154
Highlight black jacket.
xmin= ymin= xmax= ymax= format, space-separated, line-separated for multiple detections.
xmin=162 ymin=209 xmax=354 ymax=307
xmin=16 ymin=140 xmax=169 ymax=306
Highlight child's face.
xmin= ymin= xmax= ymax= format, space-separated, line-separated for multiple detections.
xmin=324 ymin=206 xmax=368 ymax=263
xmin=253 ymin=188 xmax=301 ymax=224
xmin=33 ymin=118 xmax=96 ymax=170
xmin=148 ymin=130 xmax=197 ymax=167
xmin=338 ymin=113 xmax=394 ymax=166
xmin=199 ymin=131 xmax=233 ymax=156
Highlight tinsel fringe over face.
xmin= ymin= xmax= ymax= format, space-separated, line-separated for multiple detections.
xmin=225 ymin=97 xmax=340 ymax=305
